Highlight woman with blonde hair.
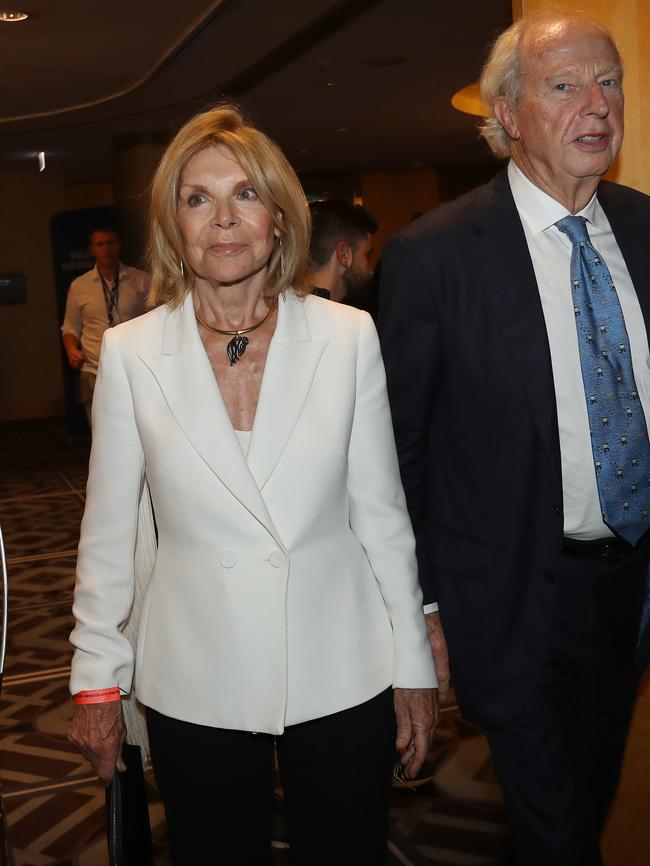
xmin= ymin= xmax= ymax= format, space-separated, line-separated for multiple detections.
xmin=68 ymin=104 xmax=436 ymax=865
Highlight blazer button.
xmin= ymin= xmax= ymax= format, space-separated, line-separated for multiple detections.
xmin=220 ymin=551 xmax=237 ymax=568
xmin=269 ymin=550 xmax=285 ymax=568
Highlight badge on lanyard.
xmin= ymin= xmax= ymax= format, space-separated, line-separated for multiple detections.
xmin=100 ymin=270 xmax=120 ymax=326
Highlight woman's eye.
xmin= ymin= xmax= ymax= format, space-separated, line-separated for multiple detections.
xmin=187 ymin=192 xmax=206 ymax=207
xmin=238 ymin=186 xmax=257 ymax=201
xmin=555 ymin=83 xmax=571 ymax=92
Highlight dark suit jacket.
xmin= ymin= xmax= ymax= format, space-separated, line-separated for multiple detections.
xmin=378 ymin=169 xmax=650 ymax=729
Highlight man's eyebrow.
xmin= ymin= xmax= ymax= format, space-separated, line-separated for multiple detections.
xmin=544 ymin=63 xmax=622 ymax=77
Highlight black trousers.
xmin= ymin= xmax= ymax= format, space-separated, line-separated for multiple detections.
xmin=485 ymin=543 xmax=648 ymax=866
xmin=146 ymin=687 xmax=396 ymax=866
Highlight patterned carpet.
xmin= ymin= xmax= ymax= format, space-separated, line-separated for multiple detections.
xmin=0 ymin=417 xmax=511 ymax=865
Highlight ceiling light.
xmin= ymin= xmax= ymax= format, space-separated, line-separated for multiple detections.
xmin=38 ymin=151 xmax=45 ymax=172
xmin=0 ymin=11 xmax=29 ymax=22
xmin=451 ymin=82 xmax=485 ymax=117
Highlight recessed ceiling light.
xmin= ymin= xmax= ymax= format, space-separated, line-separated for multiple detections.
xmin=0 ymin=10 xmax=29 ymax=22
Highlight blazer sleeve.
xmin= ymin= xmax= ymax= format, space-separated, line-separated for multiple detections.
xmin=69 ymin=327 xmax=145 ymax=696
xmin=377 ymin=233 xmax=441 ymax=606
xmin=347 ymin=312 xmax=437 ymax=688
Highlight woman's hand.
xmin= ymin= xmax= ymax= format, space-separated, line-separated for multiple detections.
xmin=68 ymin=702 xmax=127 ymax=785
xmin=393 ymin=687 xmax=438 ymax=779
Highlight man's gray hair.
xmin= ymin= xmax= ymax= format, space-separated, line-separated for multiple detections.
xmin=479 ymin=14 xmax=621 ymax=159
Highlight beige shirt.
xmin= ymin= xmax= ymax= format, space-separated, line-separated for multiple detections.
xmin=61 ymin=263 xmax=150 ymax=374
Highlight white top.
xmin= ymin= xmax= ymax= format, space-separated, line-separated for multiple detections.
xmin=508 ymin=161 xmax=650 ymax=539
xmin=61 ymin=263 xmax=150 ymax=374
xmin=234 ymin=429 xmax=252 ymax=457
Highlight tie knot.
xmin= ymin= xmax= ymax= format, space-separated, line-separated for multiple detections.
xmin=556 ymin=215 xmax=590 ymax=246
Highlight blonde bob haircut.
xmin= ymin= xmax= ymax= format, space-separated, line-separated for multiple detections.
xmin=148 ymin=104 xmax=311 ymax=308
xmin=479 ymin=13 xmax=621 ymax=159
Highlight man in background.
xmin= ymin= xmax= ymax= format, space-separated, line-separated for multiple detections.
xmin=308 ymin=198 xmax=377 ymax=309
xmin=61 ymin=226 xmax=150 ymax=423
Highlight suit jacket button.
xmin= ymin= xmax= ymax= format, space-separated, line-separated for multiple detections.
xmin=220 ymin=551 xmax=237 ymax=568
xmin=269 ymin=550 xmax=285 ymax=568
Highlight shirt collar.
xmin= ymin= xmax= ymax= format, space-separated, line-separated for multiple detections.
xmin=93 ymin=262 xmax=127 ymax=281
xmin=507 ymin=161 xmax=607 ymax=235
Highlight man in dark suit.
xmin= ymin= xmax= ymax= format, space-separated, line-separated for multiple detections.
xmin=379 ymin=13 xmax=650 ymax=866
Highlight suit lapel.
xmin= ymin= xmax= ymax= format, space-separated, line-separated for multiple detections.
xmin=599 ymin=184 xmax=650 ymax=343
xmin=248 ymin=293 xmax=329 ymax=489
xmin=472 ymin=172 xmax=562 ymax=484
xmin=138 ymin=299 xmax=280 ymax=542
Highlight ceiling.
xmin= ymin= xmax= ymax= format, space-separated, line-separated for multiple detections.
xmin=0 ymin=0 xmax=512 ymax=183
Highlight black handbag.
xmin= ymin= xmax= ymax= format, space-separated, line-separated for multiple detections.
xmin=106 ymin=743 xmax=154 ymax=866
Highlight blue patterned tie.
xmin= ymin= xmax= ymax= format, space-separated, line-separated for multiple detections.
xmin=556 ymin=215 xmax=650 ymax=545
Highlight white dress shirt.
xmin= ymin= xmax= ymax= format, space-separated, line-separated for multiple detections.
xmin=61 ymin=263 xmax=150 ymax=374
xmin=508 ymin=161 xmax=650 ymax=540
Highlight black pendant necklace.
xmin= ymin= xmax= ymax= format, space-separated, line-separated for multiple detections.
xmin=194 ymin=299 xmax=277 ymax=366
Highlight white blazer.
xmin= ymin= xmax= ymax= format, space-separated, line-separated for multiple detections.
xmin=70 ymin=291 xmax=436 ymax=734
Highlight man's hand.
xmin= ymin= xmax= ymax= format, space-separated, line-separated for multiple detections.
xmin=66 ymin=346 xmax=85 ymax=369
xmin=425 ymin=611 xmax=450 ymax=702
xmin=68 ymin=702 xmax=126 ymax=785
xmin=393 ymin=687 xmax=437 ymax=779
xmin=63 ymin=334 xmax=85 ymax=370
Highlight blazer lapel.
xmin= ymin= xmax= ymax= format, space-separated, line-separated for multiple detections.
xmin=472 ymin=171 xmax=562 ymax=484
xmin=138 ymin=299 xmax=280 ymax=542
xmin=248 ymin=293 xmax=329 ymax=490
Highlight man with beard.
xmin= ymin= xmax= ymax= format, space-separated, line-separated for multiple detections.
xmin=308 ymin=198 xmax=377 ymax=309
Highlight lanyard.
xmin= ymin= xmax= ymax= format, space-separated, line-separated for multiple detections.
xmin=99 ymin=269 xmax=121 ymax=326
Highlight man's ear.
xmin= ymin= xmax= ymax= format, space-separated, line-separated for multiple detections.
xmin=494 ymin=96 xmax=520 ymax=141
xmin=335 ymin=240 xmax=352 ymax=269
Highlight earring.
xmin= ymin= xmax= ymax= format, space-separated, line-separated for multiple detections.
xmin=179 ymin=260 xmax=186 ymax=277
xmin=277 ymin=239 xmax=285 ymax=278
